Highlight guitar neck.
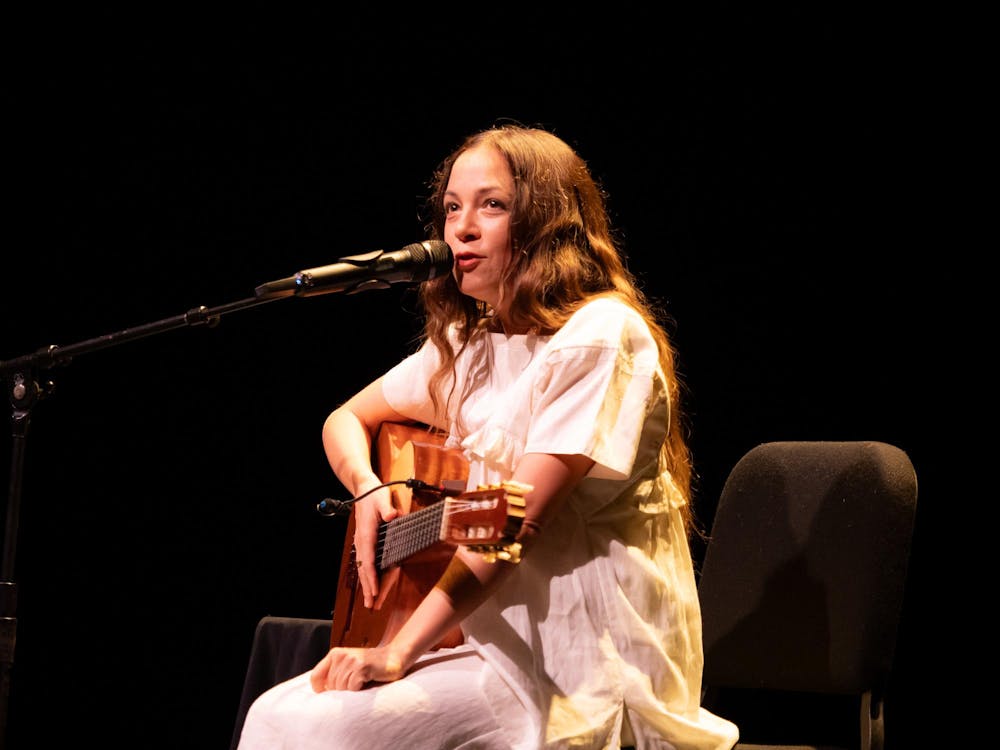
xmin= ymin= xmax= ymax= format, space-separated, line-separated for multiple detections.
xmin=375 ymin=502 xmax=447 ymax=570
xmin=372 ymin=482 xmax=529 ymax=570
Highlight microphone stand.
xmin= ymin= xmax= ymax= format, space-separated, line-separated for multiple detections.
xmin=0 ymin=293 xmax=283 ymax=747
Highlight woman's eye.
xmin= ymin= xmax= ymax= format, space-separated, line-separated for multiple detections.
xmin=444 ymin=202 xmax=459 ymax=213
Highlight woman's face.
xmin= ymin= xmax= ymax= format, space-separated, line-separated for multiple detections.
xmin=443 ymin=144 xmax=514 ymax=312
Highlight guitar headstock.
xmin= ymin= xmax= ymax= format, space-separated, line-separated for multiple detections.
xmin=440 ymin=480 xmax=531 ymax=563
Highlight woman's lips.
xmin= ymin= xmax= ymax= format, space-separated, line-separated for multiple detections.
xmin=455 ymin=254 xmax=481 ymax=272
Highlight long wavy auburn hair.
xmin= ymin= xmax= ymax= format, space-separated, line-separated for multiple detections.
xmin=416 ymin=124 xmax=697 ymax=536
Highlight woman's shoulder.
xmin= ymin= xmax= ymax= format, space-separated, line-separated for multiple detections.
xmin=574 ymin=294 xmax=637 ymax=318
xmin=538 ymin=297 xmax=659 ymax=366
xmin=561 ymin=296 xmax=652 ymax=339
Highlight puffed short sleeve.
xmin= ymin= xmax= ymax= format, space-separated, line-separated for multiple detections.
xmin=381 ymin=338 xmax=446 ymax=428
xmin=524 ymin=301 xmax=662 ymax=480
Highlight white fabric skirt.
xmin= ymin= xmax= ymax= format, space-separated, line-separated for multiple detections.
xmin=236 ymin=644 xmax=516 ymax=750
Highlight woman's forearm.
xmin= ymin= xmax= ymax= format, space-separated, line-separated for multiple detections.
xmin=322 ymin=406 xmax=380 ymax=495
xmin=388 ymin=550 xmax=516 ymax=668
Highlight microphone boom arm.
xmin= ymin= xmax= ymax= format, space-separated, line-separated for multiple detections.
xmin=0 ymin=239 xmax=448 ymax=742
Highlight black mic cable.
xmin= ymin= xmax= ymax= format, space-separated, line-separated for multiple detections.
xmin=316 ymin=478 xmax=444 ymax=517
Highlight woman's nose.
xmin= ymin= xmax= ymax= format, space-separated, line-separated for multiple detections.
xmin=451 ymin=209 xmax=479 ymax=241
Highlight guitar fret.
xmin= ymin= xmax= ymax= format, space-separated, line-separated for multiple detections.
xmin=379 ymin=502 xmax=446 ymax=569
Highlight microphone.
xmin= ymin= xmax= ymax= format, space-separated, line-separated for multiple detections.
xmin=315 ymin=478 xmax=456 ymax=517
xmin=255 ymin=240 xmax=453 ymax=299
xmin=316 ymin=497 xmax=354 ymax=517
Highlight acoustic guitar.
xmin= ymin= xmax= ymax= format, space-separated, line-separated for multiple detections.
xmin=329 ymin=421 xmax=528 ymax=649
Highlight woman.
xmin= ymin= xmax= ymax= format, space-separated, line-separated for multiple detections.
xmin=237 ymin=124 xmax=738 ymax=749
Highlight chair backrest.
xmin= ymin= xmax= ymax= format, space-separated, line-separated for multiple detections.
xmin=697 ymin=441 xmax=918 ymax=749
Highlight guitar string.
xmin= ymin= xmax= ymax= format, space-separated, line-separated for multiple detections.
xmin=376 ymin=499 xmax=502 ymax=546
xmin=378 ymin=497 xmax=515 ymax=568
xmin=374 ymin=498 xmax=488 ymax=543
xmin=379 ymin=503 xmax=446 ymax=568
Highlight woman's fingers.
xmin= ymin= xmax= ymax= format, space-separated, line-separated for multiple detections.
xmin=311 ymin=647 xmax=399 ymax=692
xmin=309 ymin=650 xmax=333 ymax=693
xmin=353 ymin=488 xmax=400 ymax=608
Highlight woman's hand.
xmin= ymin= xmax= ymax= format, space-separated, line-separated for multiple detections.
xmin=351 ymin=482 xmax=400 ymax=610
xmin=309 ymin=578 xmax=480 ymax=693
xmin=310 ymin=644 xmax=410 ymax=692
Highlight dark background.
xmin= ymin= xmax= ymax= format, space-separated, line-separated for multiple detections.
xmin=2 ymin=7 xmax=934 ymax=749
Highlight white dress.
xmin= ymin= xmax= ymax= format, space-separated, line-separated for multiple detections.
xmin=238 ymin=297 xmax=739 ymax=750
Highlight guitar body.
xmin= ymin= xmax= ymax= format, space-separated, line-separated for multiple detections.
xmin=330 ymin=422 xmax=469 ymax=649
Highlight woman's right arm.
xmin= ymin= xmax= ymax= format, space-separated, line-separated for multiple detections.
xmin=322 ymin=376 xmax=409 ymax=608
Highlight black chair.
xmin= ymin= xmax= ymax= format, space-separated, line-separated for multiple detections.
xmin=696 ymin=441 xmax=918 ymax=750
xmin=230 ymin=616 xmax=333 ymax=750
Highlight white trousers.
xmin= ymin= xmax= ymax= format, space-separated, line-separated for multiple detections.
xmin=236 ymin=644 xmax=516 ymax=750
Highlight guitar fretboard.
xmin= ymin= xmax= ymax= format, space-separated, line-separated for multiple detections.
xmin=376 ymin=501 xmax=447 ymax=569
